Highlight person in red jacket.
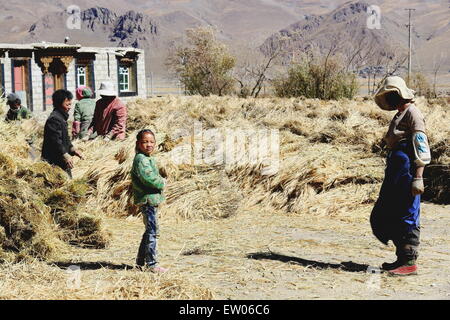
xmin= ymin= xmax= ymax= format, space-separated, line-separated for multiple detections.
xmin=85 ymin=81 xmax=127 ymax=141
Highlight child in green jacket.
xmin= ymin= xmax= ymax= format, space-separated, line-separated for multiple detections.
xmin=131 ymin=129 xmax=167 ymax=272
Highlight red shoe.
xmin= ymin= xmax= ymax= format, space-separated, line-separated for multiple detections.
xmin=388 ymin=264 xmax=418 ymax=276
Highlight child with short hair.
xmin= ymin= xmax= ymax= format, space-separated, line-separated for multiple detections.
xmin=131 ymin=129 xmax=167 ymax=272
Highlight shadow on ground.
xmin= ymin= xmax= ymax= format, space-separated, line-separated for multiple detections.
xmin=247 ymin=252 xmax=369 ymax=273
xmin=51 ymin=261 xmax=135 ymax=271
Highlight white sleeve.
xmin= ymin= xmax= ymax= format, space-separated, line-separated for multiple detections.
xmin=412 ymin=131 xmax=431 ymax=167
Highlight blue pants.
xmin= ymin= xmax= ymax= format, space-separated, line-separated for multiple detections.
xmin=136 ymin=204 xmax=159 ymax=267
xmin=370 ymin=142 xmax=421 ymax=260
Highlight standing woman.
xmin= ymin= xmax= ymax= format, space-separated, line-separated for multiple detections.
xmin=371 ymin=76 xmax=431 ymax=276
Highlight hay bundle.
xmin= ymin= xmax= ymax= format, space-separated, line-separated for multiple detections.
xmin=0 ymin=137 xmax=110 ymax=262
xmin=0 ymin=153 xmax=18 ymax=177
xmin=0 ymin=178 xmax=64 ymax=262
xmin=227 ymin=143 xmax=384 ymax=214
xmin=163 ymin=167 xmax=242 ymax=219
xmin=0 ymin=97 xmax=6 ymax=116
xmin=424 ymin=138 xmax=450 ymax=204
xmin=44 ymin=180 xmax=110 ymax=248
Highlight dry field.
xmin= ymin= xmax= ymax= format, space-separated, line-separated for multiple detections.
xmin=0 ymin=95 xmax=449 ymax=299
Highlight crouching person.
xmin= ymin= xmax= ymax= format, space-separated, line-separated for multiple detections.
xmin=84 ymin=81 xmax=127 ymax=141
xmin=42 ymin=89 xmax=83 ymax=178
xmin=131 ymin=129 xmax=167 ymax=273
xmin=5 ymin=93 xmax=32 ymax=122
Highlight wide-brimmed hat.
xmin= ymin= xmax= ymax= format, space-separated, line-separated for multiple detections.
xmin=97 ymin=81 xmax=116 ymax=96
xmin=374 ymin=76 xmax=415 ymax=110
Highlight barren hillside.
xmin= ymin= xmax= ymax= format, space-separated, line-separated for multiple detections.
xmin=0 ymin=0 xmax=448 ymax=79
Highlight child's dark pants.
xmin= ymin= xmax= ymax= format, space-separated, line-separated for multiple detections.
xmin=136 ymin=204 xmax=158 ymax=267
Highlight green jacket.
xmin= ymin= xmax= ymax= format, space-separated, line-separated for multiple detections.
xmin=73 ymin=98 xmax=96 ymax=138
xmin=73 ymin=98 xmax=96 ymax=123
xmin=5 ymin=106 xmax=32 ymax=122
xmin=131 ymin=152 xmax=166 ymax=206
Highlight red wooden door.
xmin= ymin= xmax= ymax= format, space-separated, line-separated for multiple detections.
xmin=13 ymin=65 xmax=24 ymax=91
xmin=44 ymin=73 xmax=54 ymax=110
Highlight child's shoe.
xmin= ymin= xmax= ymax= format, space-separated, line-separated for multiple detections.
xmin=387 ymin=260 xmax=417 ymax=276
xmin=149 ymin=266 xmax=169 ymax=273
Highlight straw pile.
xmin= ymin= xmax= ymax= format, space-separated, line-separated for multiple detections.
xmin=0 ymin=119 xmax=110 ymax=263
xmin=420 ymin=99 xmax=450 ymax=204
xmin=2 ymin=95 xmax=448 ymax=234
xmin=69 ymin=95 xmax=449 ymax=220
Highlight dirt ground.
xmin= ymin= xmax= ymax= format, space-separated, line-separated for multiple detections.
xmin=0 ymin=202 xmax=449 ymax=300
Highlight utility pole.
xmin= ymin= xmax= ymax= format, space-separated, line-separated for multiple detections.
xmin=405 ymin=8 xmax=416 ymax=85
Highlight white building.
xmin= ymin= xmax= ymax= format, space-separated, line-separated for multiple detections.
xmin=0 ymin=42 xmax=146 ymax=113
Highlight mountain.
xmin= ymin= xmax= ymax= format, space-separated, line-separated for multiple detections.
xmin=260 ymin=2 xmax=410 ymax=65
xmin=24 ymin=7 xmax=205 ymax=74
xmin=0 ymin=0 xmax=449 ymax=80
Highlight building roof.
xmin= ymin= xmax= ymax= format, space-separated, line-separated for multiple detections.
xmin=31 ymin=42 xmax=82 ymax=49
xmin=0 ymin=43 xmax=143 ymax=54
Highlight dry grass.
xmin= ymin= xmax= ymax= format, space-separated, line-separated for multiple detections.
xmin=0 ymin=95 xmax=448 ymax=300
xmin=0 ymin=260 xmax=213 ymax=299
xmin=0 ymin=120 xmax=110 ymax=263
xmin=69 ymin=95 xmax=448 ymax=220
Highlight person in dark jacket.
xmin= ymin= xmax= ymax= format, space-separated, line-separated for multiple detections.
xmin=41 ymin=89 xmax=83 ymax=178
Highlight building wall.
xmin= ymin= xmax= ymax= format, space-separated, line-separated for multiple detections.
xmin=66 ymin=59 xmax=76 ymax=98
xmin=136 ymin=50 xmax=146 ymax=100
xmin=93 ymin=50 xmax=119 ymax=97
xmin=31 ymin=52 xmax=43 ymax=113
xmin=92 ymin=48 xmax=147 ymax=103
xmin=3 ymin=54 xmax=12 ymax=95
xmin=1 ymin=46 xmax=147 ymax=121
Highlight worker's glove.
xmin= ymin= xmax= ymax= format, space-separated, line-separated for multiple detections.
xmin=72 ymin=121 xmax=81 ymax=139
xmin=412 ymin=178 xmax=424 ymax=196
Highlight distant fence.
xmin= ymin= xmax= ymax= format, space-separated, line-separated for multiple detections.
xmin=146 ymin=76 xmax=185 ymax=97
xmin=145 ymin=75 xmax=450 ymax=98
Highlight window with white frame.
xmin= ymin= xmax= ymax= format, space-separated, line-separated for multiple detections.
xmin=118 ymin=66 xmax=130 ymax=91
xmin=75 ymin=58 xmax=95 ymax=95
xmin=77 ymin=66 xmax=86 ymax=86
xmin=117 ymin=56 xmax=138 ymax=96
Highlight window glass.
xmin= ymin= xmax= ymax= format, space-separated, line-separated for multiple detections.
xmin=0 ymin=63 xmax=4 ymax=97
xmin=75 ymin=59 xmax=95 ymax=95
xmin=119 ymin=66 xmax=130 ymax=91
xmin=77 ymin=66 xmax=86 ymax=86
